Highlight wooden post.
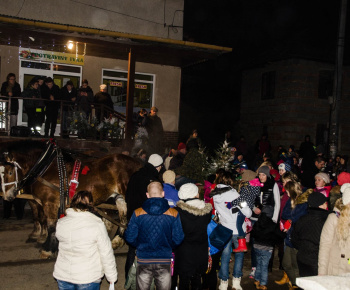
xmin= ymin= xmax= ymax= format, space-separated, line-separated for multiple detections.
xmin=125 ymin=49 xmax=135 ymax=143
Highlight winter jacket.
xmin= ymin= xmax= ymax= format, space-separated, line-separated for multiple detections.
xmin=1 ymin=81 xmax=20 ymax=114
xmin=282 ymin=189 xmax=312 ymax=248
xmin=251 ymin=213 xmax=286 ymax=247
xmin=169 ymin=152 xmax=185 ymax=170
xmin=76 ymin=86 xmax=94 ymax=113
xmin=94 ymin=91 xmax=114 ymax=110
xmin=229 ymin=184 xmax=261 ymax=210
xmin=124 ymin=198 xmax=184 ymax=264
xmin=318 ymin=201 xmax=350 ymax=275
xmin=60 ymin=85 xmax=77 ymax=111
xmin=22 ymin=86 xmax=40 ymax=109
xmin=163 ymin=183 xmax=179 ymax=208
xmin=175 ymin=200 xmax=212 ymax=275
xmin=41 ymin=83 xmax=60 ymax=111
xmin=291 ymin=207 xmax=329 ymax=266
xmin=53 ymin=208 xmax=118 ymax=284
xmin=125 ymin=162 xmax=160 ymax=221
xmin=256 ymin=177 xmax=280 ymax=223
xmin=301 ymin=165 xmax=319 ymax=189
xmin=212 ymin=185 xmax=252 ymax=234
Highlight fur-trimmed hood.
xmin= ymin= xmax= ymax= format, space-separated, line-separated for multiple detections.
xmin=296 ymin=188 xmax=313 ymax=205
xmin=176 ymin=200 xmax=212 ymax=216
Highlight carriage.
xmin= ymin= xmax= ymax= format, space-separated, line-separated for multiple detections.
xmin=0 ymin=139 xmax=141 ymax=258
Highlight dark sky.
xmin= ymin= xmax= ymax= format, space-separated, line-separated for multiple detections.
xmin=179 ymin=0 xmax=346 ymax=150
xmin=184 ymin=0 xmax=343 ymax=66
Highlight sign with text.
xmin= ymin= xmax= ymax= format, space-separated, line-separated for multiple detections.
xmin=110 ymin=81 xmax=123 ymax=87
xmin=135 ymin=84 xmax=147 ymax=89
xmin=19 ymin=48 xmax=84 ymax=65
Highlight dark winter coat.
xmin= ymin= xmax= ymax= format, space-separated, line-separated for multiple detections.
xmin=124 ymin=198 xmax=184 ymax=264
xmin=1 ymin=81 xmax=21 ymax=114
xmin=41 ymin=83 xmax=60 ymax=111
xmin=169 ymin=152 xmax=186 ymax=170
xmin=22 ymin=86 xmax=40 ymax=109
xmin=125 ymin=162 xmax=160 ymax=221
xmin=282 ymin=189 xmax=312 ymax=248
xmin=301 ymin=164 xmax=319 ymax=189
xmin=174 ymin=148 xmax=206 ymax=183
xmin=174 ymin=200 xmax=212 ymax=276
xmin=76 ymin=86 xmax=94 ymax=114
xmin=60 ymin=85 xmax=77 ymax=111
xmin=251 ymin=213 xmax=286 ymax=247
xmin=94 ymin=91 xmax=114 ymax=109
xmin=291 ymin=207 xmax=329 ymax=266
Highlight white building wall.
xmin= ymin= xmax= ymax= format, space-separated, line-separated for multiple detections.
xmin=0 ymin=0 xmax=184 ymax=40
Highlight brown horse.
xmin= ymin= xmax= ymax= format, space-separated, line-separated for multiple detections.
xmin=1 ymin=140 xmax=141 ymax=258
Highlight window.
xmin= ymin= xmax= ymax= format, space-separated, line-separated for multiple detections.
xmin=102 ymin=69 xmax=155 ymax=114
xmin=261 ymin=71 xmax=275 ymax=100
xmin=318 ymin=70 xmax=334 ymax=99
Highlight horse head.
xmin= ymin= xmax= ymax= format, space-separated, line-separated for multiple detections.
xmin=0 ymin=153 xmax=23 ymax=201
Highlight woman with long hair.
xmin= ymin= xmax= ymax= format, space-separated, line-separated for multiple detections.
xmin=53 ymin=191 xmax=118 ymax=290
xmin=280 ymin=181 xmax=311 ymax=289
xmin=318 ymin=183 xmax=350 ymax=275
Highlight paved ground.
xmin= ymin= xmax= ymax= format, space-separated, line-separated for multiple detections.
xmin=0 ymin=199 xmax=290 ymax=290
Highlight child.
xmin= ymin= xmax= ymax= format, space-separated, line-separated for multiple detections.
xmin=314 ymin=172 xmax=331 ymax=198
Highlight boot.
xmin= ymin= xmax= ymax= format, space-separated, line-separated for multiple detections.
xmin=249 ymin=267 xmax=256 ymax=279
xmin=233 ymin=237 xmax=247 ymax=253
xmin=218 ymin=279 xmax=228 ymax=290
xmin=254 ymin=280 xmax=260 ymax=289
xmin=257 ymin=285 xmax=267 ymax=290
xmin=275 ymin=271 xmax=289 ymax=285
xmin=231 ymin=277 xmax=242 ymax=290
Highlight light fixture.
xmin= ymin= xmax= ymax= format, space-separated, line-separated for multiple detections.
xmin=67 ymin=41 xmax=74 ymax=50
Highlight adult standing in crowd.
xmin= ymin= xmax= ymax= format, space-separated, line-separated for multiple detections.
xmin=94 ymin=84 xmax=114 ymax=122
xmin=76 ymin=79 xmax=94 ymax=120
xmin=169 ymin=142 xmax=186 ymax=171
xmin=124 ymin=154 xmax=163 ymax=281
xmin=299 ymin=135 xmax=316 ymax=172
xmin=41 ymin=77 xmax=60 ymax=138
xmin=22 ymin=78 xmax=41 ymax=136
xmin=124 ymin=181 xmax=184 ymax=290
xmin=53 ymin=191 xmax=118 ymax=290
xmin=1 ymin=73 xmax=20 ymax=128
xmin=211 ymin=172 xmax=252 ymax=290
xmin=291 ymin=192 xmax=329 ymax=277
xmin=60 ymin=80 xmax=77 ymax=138
xmin=174 ymin=183 xmax=212 ymax=289
xmin=301 ymin=156 xmax=326 ymax=189
xmin=318 ymin=183 xmax=350 ymax=276
xmin=146 ymin=106 xmax=164 ymax=154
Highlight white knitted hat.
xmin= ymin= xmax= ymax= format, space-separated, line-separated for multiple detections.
xmin=178 ymin=183 xmax=198 ymax=200
xmin=148 ymin=154 xmax=163 ymax=167
xmin=341 ymin=183 xmax=350 ymax=205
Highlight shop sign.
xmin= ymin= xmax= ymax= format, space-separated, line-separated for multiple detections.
xmin=110 ymin=81 xmax=123 ymax=87
xmin=135 ymin=84 xmax=147 ymax=89
xmin=19 ymin=48 xmax=84 ymax=65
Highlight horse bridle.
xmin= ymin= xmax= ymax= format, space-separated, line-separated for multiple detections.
xmin=1 ymin=160 xmax=23 ymax=193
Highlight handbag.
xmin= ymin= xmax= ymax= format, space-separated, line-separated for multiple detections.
xmin=209 ymin=222 xmax=233 ymax=251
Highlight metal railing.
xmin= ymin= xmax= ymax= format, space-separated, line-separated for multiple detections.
xmin=0 ymin=96 xmax=126 ymax=142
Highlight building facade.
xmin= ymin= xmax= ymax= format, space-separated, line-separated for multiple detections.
xmin=240 ymin=58 xmax=350 ymax=156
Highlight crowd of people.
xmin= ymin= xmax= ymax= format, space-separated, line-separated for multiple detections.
xmin=1 ymin=73 xmax=114 ymax=139
xmin=49 ymin=132 xmax=350 ymax=290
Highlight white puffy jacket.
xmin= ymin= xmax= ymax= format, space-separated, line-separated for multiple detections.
xmin=53 ymin=208 xmax=118 ymax=284
xmin=213 ymin=185 xmax=252 ymax=235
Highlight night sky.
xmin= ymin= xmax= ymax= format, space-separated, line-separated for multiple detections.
xmin=179 ymin=0 xmax=346 ymax=151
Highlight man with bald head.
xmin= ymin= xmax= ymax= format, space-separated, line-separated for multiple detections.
xmin=125 ymin=181 xmax=184 ymax=290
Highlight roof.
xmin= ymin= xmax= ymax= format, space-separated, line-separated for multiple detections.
xmin=0 ymin=15 xmax=232 ymax=68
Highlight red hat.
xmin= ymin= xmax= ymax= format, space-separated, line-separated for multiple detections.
xmin=337 ymin=172 xmax=350 ymax=186
xmin=178 ymin=142 xmax=186 ymax=150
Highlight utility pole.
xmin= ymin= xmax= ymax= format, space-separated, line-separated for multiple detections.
xmin=329 ymin=0 xmax=348 ymax=159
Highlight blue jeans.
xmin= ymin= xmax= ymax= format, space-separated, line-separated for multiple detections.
xmin=236 ymin=212 xmax=245 ymax=237
xmin=254 ymin=247 xmax=273 ymax=286
xmin=57 ymin=280 xmax=101 ymax=290
xmin=218 ymin=235 xmax=244 ymax=281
